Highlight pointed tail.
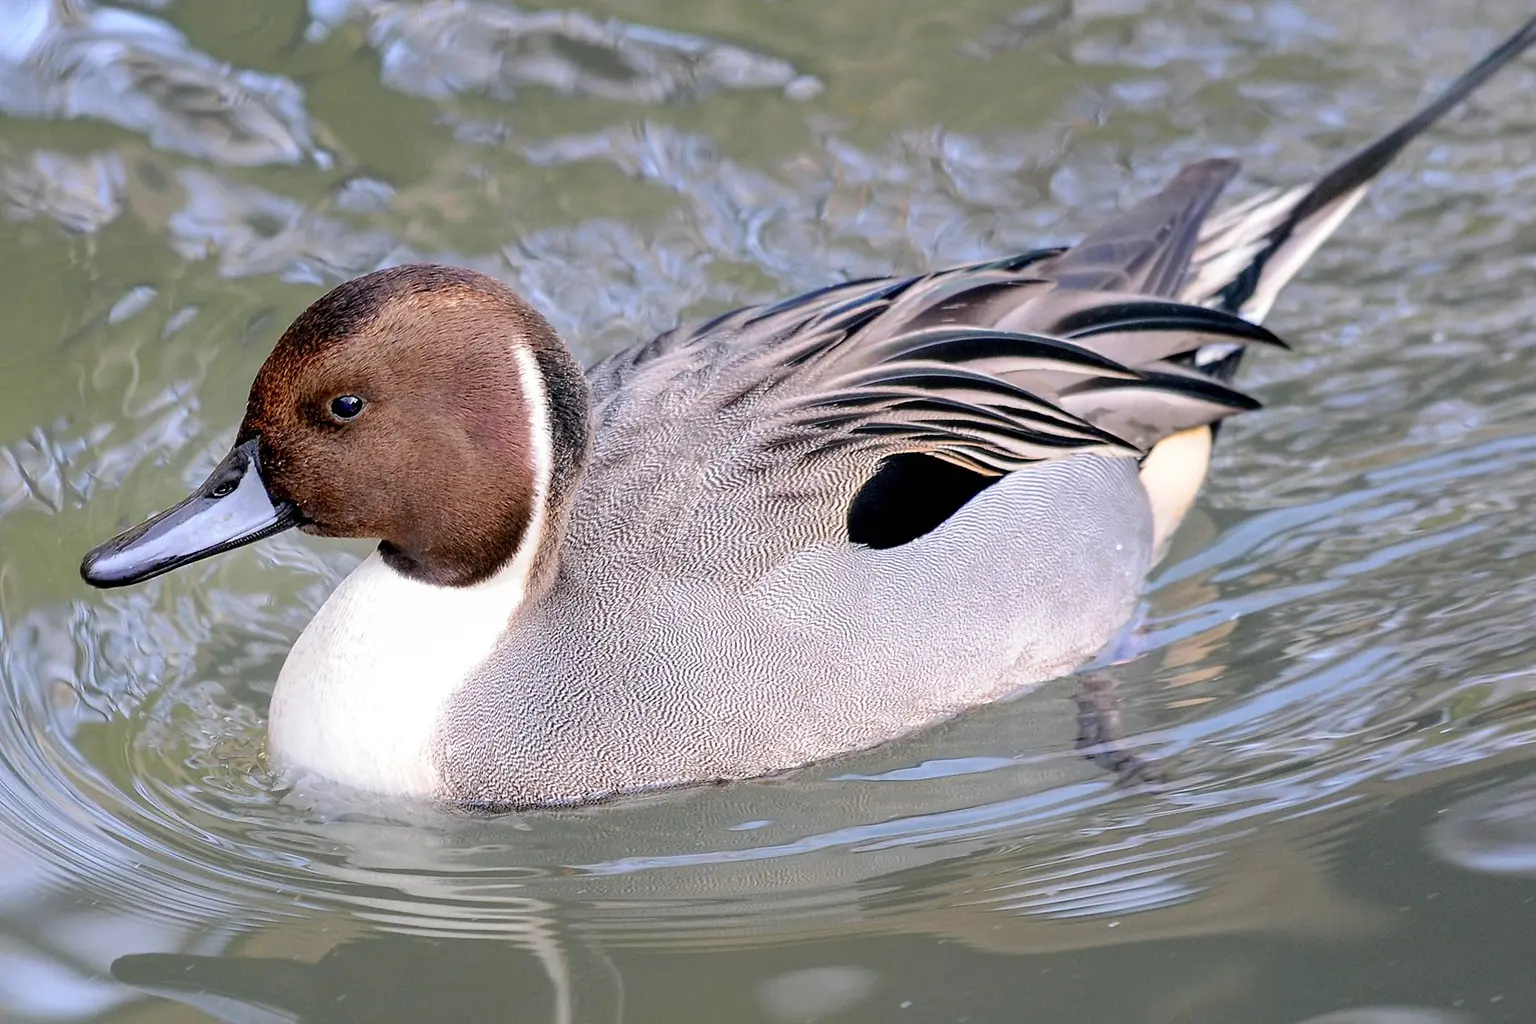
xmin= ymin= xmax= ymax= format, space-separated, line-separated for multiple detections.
xmin=1184 ymin=14 xmax=1536 ymax=326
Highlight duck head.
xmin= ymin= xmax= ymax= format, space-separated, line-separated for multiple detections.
xmin=81 ymin=264 xmax=589 ymax=591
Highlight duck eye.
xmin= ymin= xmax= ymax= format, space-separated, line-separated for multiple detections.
xmin=329 ymin=395 xmax=365 ymax=422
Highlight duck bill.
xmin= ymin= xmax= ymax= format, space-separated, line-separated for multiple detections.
xmin=80 ymin=438 xmax=302 ymax=588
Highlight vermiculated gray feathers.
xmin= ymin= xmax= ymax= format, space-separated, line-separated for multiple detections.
xmin=438 ymin=15 xmax=1536 ymax=806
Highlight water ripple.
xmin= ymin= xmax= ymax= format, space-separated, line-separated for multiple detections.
xmin=308 ymin=0 xmax=819 ymax=105
xmin=0 ymin=0 xmax=323 ymax=167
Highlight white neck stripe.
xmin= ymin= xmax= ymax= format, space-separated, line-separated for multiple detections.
xmin=506 ymin=343 xmax=552 ymax=585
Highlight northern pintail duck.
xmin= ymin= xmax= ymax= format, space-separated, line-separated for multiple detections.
xmin=82 ymin=18 xmax=1536 ymax=807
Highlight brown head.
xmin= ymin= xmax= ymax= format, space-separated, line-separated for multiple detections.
xmin=81 ymin=264 xmax=591 ymax=590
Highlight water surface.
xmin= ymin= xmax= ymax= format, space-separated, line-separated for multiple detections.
xmin=1 ymin=0 xmax=1535 ymax=1021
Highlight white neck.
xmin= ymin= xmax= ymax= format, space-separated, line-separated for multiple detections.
xmin=266 ymin=346 xmax=553 ymax=799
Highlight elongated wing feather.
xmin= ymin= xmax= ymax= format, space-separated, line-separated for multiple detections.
xmin=749 ymin=276 xmax=1282 ymax=474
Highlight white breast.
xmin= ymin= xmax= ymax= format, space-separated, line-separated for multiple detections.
xmin=265 ymin=550 xmax=531 ymax=797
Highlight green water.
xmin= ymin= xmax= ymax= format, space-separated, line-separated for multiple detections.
xmin=1 ymin=0 xmax=1535 ymax=1021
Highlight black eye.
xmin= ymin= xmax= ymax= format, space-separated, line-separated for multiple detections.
xmin=329 ymin=395 xmax=365 ymax=421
